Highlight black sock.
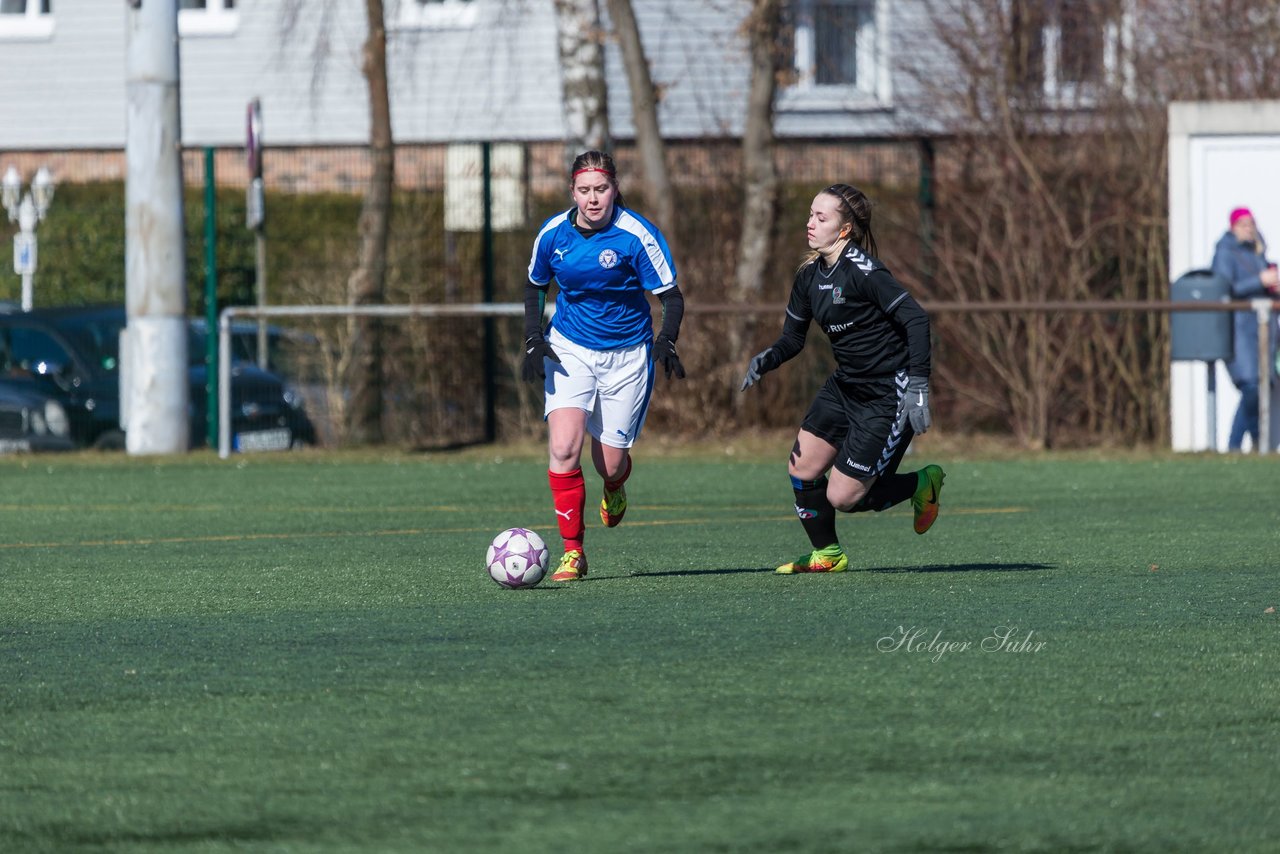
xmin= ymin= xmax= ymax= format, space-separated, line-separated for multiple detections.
xmin=791 ymin=475 xmax=838 ymax=549
xmin=850 ymin=472 xmax=917 ymax=514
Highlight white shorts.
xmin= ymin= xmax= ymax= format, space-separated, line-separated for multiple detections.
xmin=544 ymin=327 xmax=655 ymax=449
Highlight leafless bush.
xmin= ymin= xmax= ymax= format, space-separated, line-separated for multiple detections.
xmin=887 ymin=0 xmax=1280 ymax=447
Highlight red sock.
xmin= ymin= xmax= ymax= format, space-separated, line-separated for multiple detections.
xmin=604 ymin=454 xmax=632 ymax=493
xmin=548 ymin=467 xmax=586 ymax=553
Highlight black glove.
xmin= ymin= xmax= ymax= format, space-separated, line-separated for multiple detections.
xmin=521 ymin=334 xmax=560 ymax=383
xmin=740 ymin=348 xmax=775 ymax=392
xmin=896 ymin=376 xmax=932 ymax=434
xmin=653 ymin=333 xmax=685 ymax=380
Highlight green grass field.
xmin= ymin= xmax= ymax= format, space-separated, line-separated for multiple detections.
xmin=2 ymin=445 xmax=1278 ymax=852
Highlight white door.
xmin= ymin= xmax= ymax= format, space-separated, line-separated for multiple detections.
xmin=1172 ymin=133 xmax=1280 ymax=451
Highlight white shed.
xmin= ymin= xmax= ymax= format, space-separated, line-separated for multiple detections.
xmin=1168 ymin=100 xmax=1280 ymax=453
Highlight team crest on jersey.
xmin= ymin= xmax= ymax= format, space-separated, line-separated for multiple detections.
xmin=832 ymin=286 xmax=846 ymax=304
xmin=598 ymin=249 xmax=620 ymax=269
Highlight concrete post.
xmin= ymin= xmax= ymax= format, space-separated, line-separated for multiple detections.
xmin=124 ymin=0 xmax=189 ymax=455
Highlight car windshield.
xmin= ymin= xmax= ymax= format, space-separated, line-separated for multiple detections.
xmin=56 ymin=314 xmax=127 ymax=374
xmin=58 ymin=314 xmax=209 ymax=374
xmin=187 ymin=327 xmax=219 ymax=367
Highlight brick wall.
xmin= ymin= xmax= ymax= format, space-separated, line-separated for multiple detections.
xmin=3 ymin=139 xmax=922 ymax=195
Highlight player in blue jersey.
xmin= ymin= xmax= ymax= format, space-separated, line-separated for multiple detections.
xmin=740 ymin=184 xmax=946 ymax=574
xmin=522 ymin=150 xmax=686 ymax=582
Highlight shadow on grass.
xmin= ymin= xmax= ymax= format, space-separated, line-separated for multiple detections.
xmin=866 ymin=562 xmax=1054 ymax=574
xmin=619 ymin=567 xmax=778 ymax=579
xmin=622 ymin=562 xmax=1053 ymax=579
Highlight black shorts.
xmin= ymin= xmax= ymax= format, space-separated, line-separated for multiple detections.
xmin=801 ymin=371 xmax=911 ymax=481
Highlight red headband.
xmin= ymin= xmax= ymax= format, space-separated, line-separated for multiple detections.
xmin=572 ymin=167 xmax=614 ymax=179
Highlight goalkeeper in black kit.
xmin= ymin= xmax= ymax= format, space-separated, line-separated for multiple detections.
xmin=740 ymin=183 xmax=945 ymax=574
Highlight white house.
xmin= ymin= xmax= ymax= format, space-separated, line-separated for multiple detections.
xmin=0 ymin=1 xmax=1130 ymax=153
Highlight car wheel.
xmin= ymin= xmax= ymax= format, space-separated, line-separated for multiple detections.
xmin=93 ymin=430 xmax=126 ymax=451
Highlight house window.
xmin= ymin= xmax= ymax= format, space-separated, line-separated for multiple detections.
xmin=780 ymin=0 xmax=888 ymax=103
xmin=179 ymin=0 xmax=239 ymax=38
xmin=397 ymin=0 xmax=478 ymax=30
xmin=1010 ymin=0 xmax=1133 ymax=103
xmin=0 ymin=0 xmax=54 ymax=41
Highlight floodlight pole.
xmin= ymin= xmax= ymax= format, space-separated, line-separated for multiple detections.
xmin=124 ymin=0 xmax=189 ymax=455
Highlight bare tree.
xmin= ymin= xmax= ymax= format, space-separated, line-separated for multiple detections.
xmin=729 ymin=0 xmax=782 ymax=392
xmin=893 ymin=0 xmax=1280 ymax=447
xmin=342 ymin=0 xmax=395 ymax=445
xmin=605 ymin=0 xmax=675 ymax=241
xmin=277 ymin=0 xmax=392 ymax=445
xmin=554 ymin=0 xmax=611 ymax=156
xmin=1136 ymin=0 xmax=1280 ymax=101
xmin=890 ymin=0 xmax=1151 ymax=447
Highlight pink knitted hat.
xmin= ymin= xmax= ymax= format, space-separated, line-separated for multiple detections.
xmin=1230 ymin=207 xmax=1254 ymax=227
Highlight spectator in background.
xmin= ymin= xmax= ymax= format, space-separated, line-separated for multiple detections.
xmin=1212 ymin=207 xmax=1280 ymax=451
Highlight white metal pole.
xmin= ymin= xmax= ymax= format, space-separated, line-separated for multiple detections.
xmin=20 ymin=271 xmax=32 ymax=312
xmin=1256 ymin=299 xmax=1272 ymax=455
xmin=124 ymin=0 xmax=188 ymax=455
xmin=218 ymin=309 xmax=233 ymax=459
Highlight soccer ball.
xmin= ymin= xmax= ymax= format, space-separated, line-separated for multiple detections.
xmin=486 ymin=527 xmax=550 ymax=589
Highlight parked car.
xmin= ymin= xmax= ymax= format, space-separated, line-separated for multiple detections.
xmin=188 ymin=317 xmax=323 ymax=376
xmin=0 ymin=381 xmax=75 ymax=453
xmin=0 ymin=305 xmax=315 ymax=451
xmin=189 ymin=316 xmax=336 ymax=446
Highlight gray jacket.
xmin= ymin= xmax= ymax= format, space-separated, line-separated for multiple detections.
xmin=1211 ymin=231 xmax=1277 ymax=384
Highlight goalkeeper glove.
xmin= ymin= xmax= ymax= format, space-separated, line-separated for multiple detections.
xmin=896 ymin=376 xmax=932 ymax=434
xmin=521 ymin=334 xmax=560 ymax=383
xmin=739 ymin=348 xmax=776 ymax=392
xmin=653 ymin=333 xmax=686 ymax=380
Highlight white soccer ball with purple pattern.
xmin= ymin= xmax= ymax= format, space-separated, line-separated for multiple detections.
xmin=485 ymin=527 xmax=550 ymax=589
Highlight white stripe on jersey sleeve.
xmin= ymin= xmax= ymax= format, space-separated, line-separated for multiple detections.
xmin=528 ymin=210 xmax=571 ymax=285
xmin=615 ymin=210 xmax=675 ymax=288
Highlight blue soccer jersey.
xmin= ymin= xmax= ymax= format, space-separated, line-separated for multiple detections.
xmin=527 ymin=206 xmax=677 ymax=350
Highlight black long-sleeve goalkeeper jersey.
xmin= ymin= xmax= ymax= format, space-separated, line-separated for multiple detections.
xmin=772 ymin=242 xmax=931 ymax=382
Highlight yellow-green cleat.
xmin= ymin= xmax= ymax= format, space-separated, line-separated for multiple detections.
xmin=912 ymin=464 xmax=946 ymax=535
xmin=551 ymin=550 xmax=588 ymax=582
xmin=776 ymin=549 xmax=849 ymax=574
xmin=600 ymin=483 xmax=627 ymax=528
